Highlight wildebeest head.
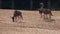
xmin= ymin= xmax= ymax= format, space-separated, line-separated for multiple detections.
xmin=40 ymin=3 xmax=44 ymax=7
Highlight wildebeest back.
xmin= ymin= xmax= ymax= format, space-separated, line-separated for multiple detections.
xmin=13 ymin=10 xmax=22 ymax=17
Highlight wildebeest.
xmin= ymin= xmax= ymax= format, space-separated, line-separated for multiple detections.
xmin=38 ymin=3 xmax=53 ymax=21
xmin=12 ymin=10 xmax=23 ymax=22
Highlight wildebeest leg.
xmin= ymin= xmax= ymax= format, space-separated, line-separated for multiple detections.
xmin=39 ymin=12 xmax=42 ymax=18
xmin=43 ymin=14 xmax=45 ymax=19
xmin=48 ymin=11 xmax=52 ymax=21
xmin=43 ymin=14 xmax=48 ymax=20
xmin=20 ymin=14 xmax=23 ymax=20
xmin=49 ymin=14 xmax=51 ymax=21
xmin=39 ymin=11 xmax=42 ymax=18
xmin=18 ymin=16 xmax=21 ymax=23
xmin=18 ymin=16 xmax=19 ymax=22
xmin=40 ymin=13 xmax=42 ymax=18
xmin=14 ymin=17 xmax=17 ymax=22
xmin=19 ymin=16 xmax=21 ymax=23
xmin=45 ymin=14 xmax=48 ymax=19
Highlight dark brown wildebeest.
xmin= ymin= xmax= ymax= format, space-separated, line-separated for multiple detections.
xmin=12 ymin=10 xmax=23 ymax=22
xmin=38 ymin=3 xmax=53 ymax=21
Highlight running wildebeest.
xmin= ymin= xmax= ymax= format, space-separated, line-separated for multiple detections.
xmin=12 ymin=10 xmax=23 ymax=22
xmin=38 ymin=3 xmax=53 ymax=21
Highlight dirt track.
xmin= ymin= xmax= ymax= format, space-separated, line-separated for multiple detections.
xmin=0 ymin=9 xmax=60 ymax=34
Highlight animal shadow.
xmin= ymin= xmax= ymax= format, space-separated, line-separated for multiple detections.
xmin=44 ymin=19 xmax=55 ymax=22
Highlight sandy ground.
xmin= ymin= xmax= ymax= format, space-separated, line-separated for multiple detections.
xmin=0 ymin=9 xmax=60 ymax=34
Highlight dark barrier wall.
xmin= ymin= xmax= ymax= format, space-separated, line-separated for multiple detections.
xmin=14 ymin=0 xmax=30 ymax=10
xmin=0 ymin=0 xmax=2 ymax=9
xmin=51 ymin=0 xmax=60 ymax=10
xmin=14 ymin=0 xmax=48 ymax=10
xmin=2 ymin=0 xmax=60 ymax=10
xmin=2 ymin=0 xmax=48 ymax=10
xmin=2 ymin=0 xmax=12 ymax=9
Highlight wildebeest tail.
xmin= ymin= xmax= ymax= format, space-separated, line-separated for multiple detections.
xmin=49 ymin=11 xmax=53 ymax=16
xmin=48 ymin=9 xmax=53 ymax=16
xmin=50 ymin=12 xmax=53 ymax=16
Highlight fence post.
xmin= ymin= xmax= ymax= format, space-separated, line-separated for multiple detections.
xmin=0 ymin=0 xmax=2 ymax=9
xmin=48 ymin=0 xmax=50 ymax=9
xmin=30 ymin=0 xmax=33 ymax=10
xmin=12 ymin=0 xmax=14 ymax=9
